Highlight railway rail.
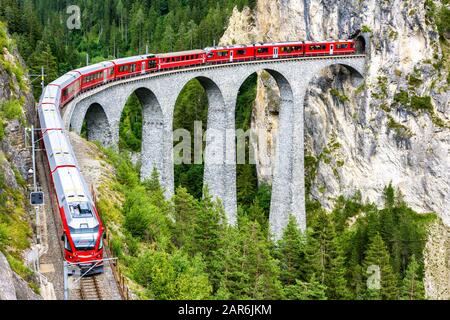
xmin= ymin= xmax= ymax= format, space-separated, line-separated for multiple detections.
xmin=76 ymin=275 xmax=103 ymax=300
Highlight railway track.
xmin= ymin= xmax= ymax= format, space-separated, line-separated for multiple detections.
xmin=77 ymin=275 xmax=103 ymax=300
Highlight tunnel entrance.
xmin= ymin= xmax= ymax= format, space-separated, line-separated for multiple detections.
xmin=355 ymin=36 xmax=366 ymax=54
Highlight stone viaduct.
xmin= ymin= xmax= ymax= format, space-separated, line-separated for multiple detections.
xmin=61 ymin=54 xmax=366 ymax=239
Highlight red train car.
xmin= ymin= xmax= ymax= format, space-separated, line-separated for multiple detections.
xmin=205 ymin=45 xmax=255 ymax=63
xmin=51 ymin=71 xmax=80 ymax=106
xmin=157 ymin=49 xmax=206 ymax=70
xmin=113 ymin=56 xmax=147 ymax=79
xmin=75 ymin=61 xmax=115 ymax=91
xmin=304 ymin=40 xmax=355 ymax=56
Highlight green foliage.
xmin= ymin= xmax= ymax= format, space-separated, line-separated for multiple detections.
xmin=393 ymin=90 xmax=409 ymax=106
xmin=1 ymin=98 xmax=23 ymax=121
xmin=131 ymin=248 xmax=212 ymax=299
xmin=410 ymin=95 xmax=433 ymax=113
xmin=408 ymin=74 xmax=423 ymax=87
xmin=401 ymin=255 xmax=425 ymax=300
xmin=436 ymin=3 xmax=450 ymax=38
xmin=330 ymin=88 xmax=349 ymax=103
xmin=101 ymin=143 xmax=436 ymax=300
xmin=363 ymin=233 xmax=399 ymax=299
xmin=235 ymin=73 xmax=257 ymax=131
xmin=361 ymin=25 xmax=372 ymax=33
xmin=276 ymin=216 xmax=306 ymax=285
xmin=283 ymin=275 xmax=327 ymax=300
xmin=173 ymin=79 xmax=208 ymax=199
xmin=119 ymin=93 xmax=142 ymax=152
xmin=216 ymin=217 xmax=283 ymax=299
xmin=387 ymin=116 xmax=412 ymax=139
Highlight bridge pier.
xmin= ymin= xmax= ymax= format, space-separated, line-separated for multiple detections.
xmin=202 ymin=78 xmax=237 ymax=225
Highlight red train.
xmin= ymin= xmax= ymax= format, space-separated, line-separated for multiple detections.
xmin=53 ymin=39 xmax=356 ymax=106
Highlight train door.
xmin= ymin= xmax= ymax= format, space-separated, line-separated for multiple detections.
xmin=274 ymin=47 xmax=279 ymax=58
xmin=330 ymin=44 xmax=334 ymax=55
xmin=230 ymin=50 xmax=234 ymax=62
xmin=141 ymin=61 xmax=146 ymax=75
xmin=103 ymin=69 xmax=108 ymax=83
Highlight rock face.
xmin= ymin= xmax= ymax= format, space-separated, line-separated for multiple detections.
xmin=220 ymin=0 xmax=450 ymax=226
xmin=0 ymin=252 xmax=41 ymax=300
xmin=424 ymin=219 xmax=450 ymax=299
xmin=0 ymin=27 xmax=39 ymax=300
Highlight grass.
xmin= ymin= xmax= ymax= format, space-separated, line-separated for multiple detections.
xmin=387 ymin=116 xmax=412 ymax=139
xmin=330 ymin=88 xmax=349 ymax=103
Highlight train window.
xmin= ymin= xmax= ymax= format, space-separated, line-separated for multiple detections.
xmin=336 ymin=44 xmax=348 ymax=49
xmin=109 ymin=68 xmax=114 ymax=75
xmin=257 ymin=47 xmax=269 ymax=54
xmin=63 ymin=234 xmax=72 ymax=252
xmin=217 ymin=51 xmax=228 ymax=57
xmin=63 ymin=89 xmax=68 ymax=97
xmin=207 ymin=52 xmax=214 ymax=58
xmin=295 ymin=46 xmax=302 ymax=51
xmin=237 ymin=49 xmax=246 ymax=55
xmin=309 ymin=45 xmax=324 ymax=50
xmin=131 ymin=64 xmax=136 ymax=72
xmin=322 ymin=45 xmax=326 ymax=49
xmin=149 ymin=60 xmax=157 ymax=68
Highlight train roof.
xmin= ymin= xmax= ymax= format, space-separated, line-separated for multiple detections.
xmin=303 ymin=39 xmax=352 ymax=43
xmin=52 ymin=166 xmax=89 ymax=203
xmin=156 ymin=49 xmax=205 ymax=58
xmin=43 ymin=130 xmax=77 ymax=171
xmin=40 ymin=85 xmax=60 ymax=105
xmin=112 ymin=55 xmax=148 ymax=65
xmin=38 ymin=104 xmax=64 ymax=131
xmin=204 ymin=44 xmax=253 ymax=50
xmin=74 ymin=61 xmax=114 ymax=75
xmin=51 ymin=72 xmax=79 ymax=88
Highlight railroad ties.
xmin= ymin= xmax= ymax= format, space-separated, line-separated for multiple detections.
xmin=76 ymin=275 xmax=103 ymax=300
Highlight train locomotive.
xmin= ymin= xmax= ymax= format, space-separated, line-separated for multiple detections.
xmin=37 ymin=38 xmax=357 ymax=274
xmin=38 ymin=85 xmax=105 ymax=274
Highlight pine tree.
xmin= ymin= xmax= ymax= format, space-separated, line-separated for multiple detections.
xmin=325 ymin=237 xmax=351 ymax=299
xmin=216 ymin=218 xmax=283 ymax=299
xmin=172 ymin=186 xmax=199 ymax=248
xmin=363 ymin=233 xmax=399 ymax=300
xmin=303 ymin=209 xmax=349 ymax=298
xmin=401 ymin=255 xmax=425 ymax=300
xmin=284 ymin=274 xmax=327 ymax=300
xmin=276 ymin=215 xmax=306 ymax=285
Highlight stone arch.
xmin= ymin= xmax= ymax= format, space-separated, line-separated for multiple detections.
xmin=235 ymin=68 xmax=297 ymax=238
xmin=172 ymin=75 xmax=231 ymax=218
xmin=302 ymin=61 xmax=365 ymax=220
xmin=83 ymin=102 xmax=113 ymax=146
xmin=123 ymin=87 xmax=167 ymax=186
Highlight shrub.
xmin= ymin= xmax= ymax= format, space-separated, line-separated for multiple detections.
xmin=394 ymin=90 xmax=410 ymax=106
xmin=1 ymin=98 xmax=23 ymax=120
xmin=410 ymin=95 xmax=433 ymax=113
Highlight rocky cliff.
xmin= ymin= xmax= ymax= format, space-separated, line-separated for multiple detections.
xmin=220 ymin=0 xmax=449 ymax=225
xmin=0 ymin=22 xmax=41 ymax=300
xmin=220 ymin=0 xmax=449 ymax=299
